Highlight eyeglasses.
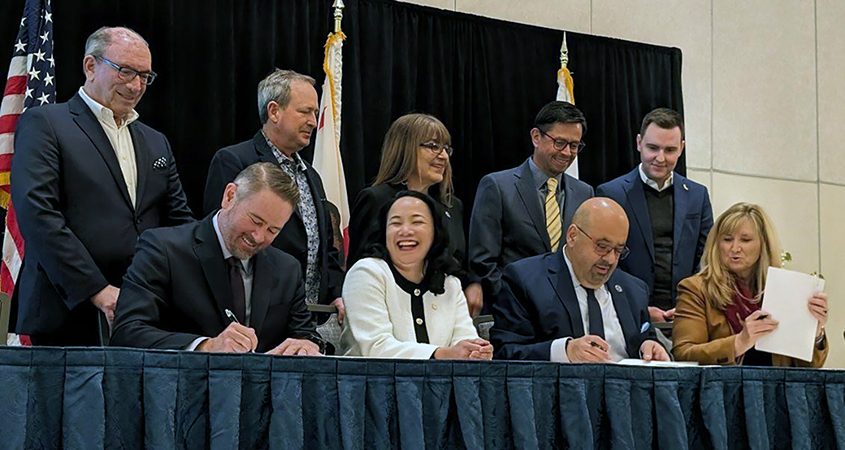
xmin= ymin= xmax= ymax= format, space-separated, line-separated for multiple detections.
xmin=538 ymin=129 xmax=585 ymax=153
xmin=94 ymin=56 xmax=158 ymax=85
xmin=419 ymin=141 xmax=453 ymax=157
xmin=574 ymin=224 xmax=630 ymax=260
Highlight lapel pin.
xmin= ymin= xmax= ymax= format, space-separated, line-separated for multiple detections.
xmin=445 ymin=211 xmax=451 ymax=219
xmin=614 ymin=284 xmax=623 ymax=293
xmin=640 ymin=322 xmax=650 ymax=333
xmin=683 ymin=183 xmax=689 ymax=191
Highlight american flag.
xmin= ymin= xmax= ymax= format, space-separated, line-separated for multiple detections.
xmin=0 ymin=0 xmax=55 ymax=324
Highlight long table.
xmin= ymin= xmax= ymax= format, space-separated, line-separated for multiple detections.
xmin=0 ymin=347 xmax=842 ymax=449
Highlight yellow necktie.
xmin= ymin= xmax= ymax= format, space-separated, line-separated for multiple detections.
xmin=545 ymin=177 xmax=562 ymax=251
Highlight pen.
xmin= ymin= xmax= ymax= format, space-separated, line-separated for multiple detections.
xmin=224 ymin=308 xmax=255 ymax=353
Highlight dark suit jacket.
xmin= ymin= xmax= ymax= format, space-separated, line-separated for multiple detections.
xmin=490 ymin=251 xmax=654 ymax=361
xmin=11 ymin=93 xmax=193 ymax=341
xmin=111 ymin=216 xmax=316 ymax=352
xmin=203 ymin=132 xmax=344 ymax=304
xmin=347 ymin=183 xmax=475 ymax=285
xmin=469 ymin=158 xmax=594 ymax=298
xmin=596 ymin=168 xmax=713 ymax=304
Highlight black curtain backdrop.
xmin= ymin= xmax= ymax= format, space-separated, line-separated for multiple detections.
xmin=0 ymin=0 xmax=683 ymax=218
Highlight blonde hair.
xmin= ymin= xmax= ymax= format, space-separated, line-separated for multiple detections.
xmin=373 ymin=113 xmax=453 ymax=206
xmin=698 ymin=202 xmax=782 ymax=310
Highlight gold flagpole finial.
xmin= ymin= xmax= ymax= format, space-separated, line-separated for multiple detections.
xmin=560 ymin=31 xmax=569 ymax=68
xmin=333 ymin=0 xmax=345 ymax=33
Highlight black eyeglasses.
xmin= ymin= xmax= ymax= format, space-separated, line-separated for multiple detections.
xmin=574 ymin=224 xmax=629 ymax=260
xmin=538 ymin=129 xmax=585 ymax=153
xmin=94 ymin=55 xmax=158 ymax=85
xmin=419 ymin=141 xmax=453 ymax=157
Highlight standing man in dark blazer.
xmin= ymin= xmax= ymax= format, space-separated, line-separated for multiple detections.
xmin=11 ymin=27 xmax=193 ymax=346
xmin=203 ymin=69 xmax=344 ymax=340
xmin=112 ymin=163 xmax=322 ymax=354
xmin=596 ymin=108 xmax=713 ymax=324
xmin=490 ymin=198 xmax=669 ymax=362
xmin=469 ymin=101 xmax=594 ymax=302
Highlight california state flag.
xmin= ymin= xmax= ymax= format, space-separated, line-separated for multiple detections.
xmin=313 ymin=31 xmax=350 ymax=256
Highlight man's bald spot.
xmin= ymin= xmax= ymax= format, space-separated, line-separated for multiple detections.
xmin=571 ymin=197 xmax=628 ymax=231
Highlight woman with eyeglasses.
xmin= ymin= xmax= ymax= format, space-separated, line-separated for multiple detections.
xmin=672 ymin=202 xmax=828 ymax=366
xmin=348 ymin=113 xmax=483 ymax=317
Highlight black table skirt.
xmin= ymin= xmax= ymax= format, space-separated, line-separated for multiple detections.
xmin=0 ymin=347 xmax=842 ymax=449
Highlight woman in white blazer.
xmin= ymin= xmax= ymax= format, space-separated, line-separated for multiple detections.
xmin=340 ymin=190 xmax=492 ymax=359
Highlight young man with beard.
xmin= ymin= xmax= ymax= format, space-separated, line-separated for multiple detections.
xmin=112 ymin=163 xmax=322 ymax=355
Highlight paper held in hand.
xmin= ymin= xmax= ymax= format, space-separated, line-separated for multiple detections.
xmin=754 ymin=267 xmax=824 ymax=362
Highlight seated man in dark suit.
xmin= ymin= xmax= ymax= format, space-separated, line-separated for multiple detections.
xmin=469 ymin=101 xmax=594 ymax=303
xmin=597 ymin=108 xmax=713 ymax=323
xmin=112 ymin=163 xmax=322 ymax=354
xmin=491 ymin=197 xmax=669 ymax=362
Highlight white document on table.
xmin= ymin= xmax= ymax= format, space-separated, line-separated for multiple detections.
xmin=617 ymin=359 xmax=698 ymax=367
xmin=754 ymin=267 xmax=824 ymax=362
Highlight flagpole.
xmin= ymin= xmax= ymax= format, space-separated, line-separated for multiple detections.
xmin=333 ymin=0 xmax=344 ymax=33
xmin=556 ymin=31 xmax=578 ymax=178
xmin=559 ymin=31 xmax=569 ymax=70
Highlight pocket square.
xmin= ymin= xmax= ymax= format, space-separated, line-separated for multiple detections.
xmin=152 ymin=156 xmax=168 ymax=170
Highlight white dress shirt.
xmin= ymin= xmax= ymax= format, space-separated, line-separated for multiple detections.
xmin=638 ymin=163 xmax=674 ymax=192
xmin=78 ymin=87 xmax=139 ymax=206
xmin=549 ymin=248 xmax=629 ymax=363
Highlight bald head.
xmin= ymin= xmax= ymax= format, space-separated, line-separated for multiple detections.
xmin=564 ymin=197 xmax=630 ymax=288
xmin=571 ymin=197 xmax=629 ymax=232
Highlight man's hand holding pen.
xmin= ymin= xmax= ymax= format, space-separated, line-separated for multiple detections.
xmin=197 ymin=321 xmax=258 ymax=353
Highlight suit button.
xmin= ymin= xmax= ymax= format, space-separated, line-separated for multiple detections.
xmin=135 ymin=218 xmax=142 ymax=224
xmin=415 ymin=318 xmax=424 ymax=325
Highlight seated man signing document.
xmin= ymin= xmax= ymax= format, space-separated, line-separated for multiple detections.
xmin=111 ymin=163 xmax=323 ymax=355
xmin=491 ymin=198 xmax=669 ymax=363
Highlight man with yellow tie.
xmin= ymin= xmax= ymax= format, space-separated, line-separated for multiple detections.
xmin=469 ymin=101 xmax=594 ymax=306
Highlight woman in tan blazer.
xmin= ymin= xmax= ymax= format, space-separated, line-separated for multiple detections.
xmin=672 ymin=202 xmax=828 ymax=367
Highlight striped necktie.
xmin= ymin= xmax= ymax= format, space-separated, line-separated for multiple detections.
xmin=545 ymin=177 xmax=562 ymax=251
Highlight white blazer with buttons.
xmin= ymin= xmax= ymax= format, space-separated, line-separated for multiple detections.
xmin=340 ymin=257 xmax=479 ymax=359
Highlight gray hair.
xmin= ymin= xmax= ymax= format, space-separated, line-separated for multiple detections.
xmin=84 ymin=26 xmax=148 ymax=57
xmin=233 ymin=162 xmax=300 ymax=206
xmin=257 ymin=69 xmax=315 ymax=124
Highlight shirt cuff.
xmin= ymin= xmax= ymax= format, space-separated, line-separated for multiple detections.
xmin=550 ymin=337 xmax=572 ymax=363
xmin=186 ymin=337 xmax=209 ymax=351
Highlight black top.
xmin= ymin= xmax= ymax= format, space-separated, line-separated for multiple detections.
xmin=387 ymin=260 xmax=431 ymax=344
xmin=643 ymin=184 xmax=674 ymax=310
xmin=348 ymin=183 xmax=474 ymax=286
xmin=742 ymin=348 xmax=773 ymax=367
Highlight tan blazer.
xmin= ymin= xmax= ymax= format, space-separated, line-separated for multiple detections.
xmin=672 ymin=274 xmax=828 ymax=367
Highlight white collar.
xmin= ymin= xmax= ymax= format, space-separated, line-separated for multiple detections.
xmin=637 ymin=163 xmax=673 ymax=192
xmin=78 ymin=86 xmax=139 ymax=128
